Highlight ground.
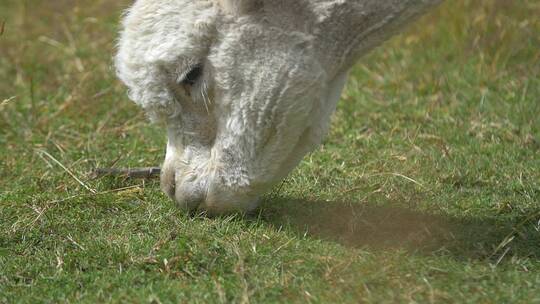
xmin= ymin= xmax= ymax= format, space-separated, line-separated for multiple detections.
xmin=0 ymin=0 xmax=539 ymax=303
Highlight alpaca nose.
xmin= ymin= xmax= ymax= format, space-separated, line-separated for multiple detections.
xmin=175 ymin=184 xmax=205 ymax=211
xmin=160 ymin=166 xmax=176 ymax=199
xmin=160 ymin=159 xmax=261 ymax=215
xmin=160 ymin=169 xmax=205 ymax=211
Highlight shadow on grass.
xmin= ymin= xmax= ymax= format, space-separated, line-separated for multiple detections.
xmin=258 ymin=197 xmax=540 ymax=261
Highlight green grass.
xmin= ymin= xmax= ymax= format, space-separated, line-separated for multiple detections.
xmin=1 ymin=0 xmax=539 ymax=303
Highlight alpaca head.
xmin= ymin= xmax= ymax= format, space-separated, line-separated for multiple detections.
xmin=116 ymin=0 xmax=441 ymax=214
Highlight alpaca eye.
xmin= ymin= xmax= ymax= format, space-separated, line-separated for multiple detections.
xmin=181 ymin=65 xmax=203 ymax=86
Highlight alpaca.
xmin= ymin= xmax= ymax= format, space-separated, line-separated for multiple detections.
xmin=116 ymin=0 xmax=443 ymax=214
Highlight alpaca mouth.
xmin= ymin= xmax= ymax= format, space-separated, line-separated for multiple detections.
xmin=160 ymin=156 xmax=262 ymax=215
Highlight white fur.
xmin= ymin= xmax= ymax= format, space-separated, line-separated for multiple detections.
xmin=116 ymin=0 xmax=442 ymax=214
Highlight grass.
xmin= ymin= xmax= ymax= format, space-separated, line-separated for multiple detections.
xmin=0 ymin=0 xmax=539 ymax=302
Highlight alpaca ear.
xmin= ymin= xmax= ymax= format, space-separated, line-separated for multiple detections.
xmin=217 ymin=0 xmax=258 ymax=15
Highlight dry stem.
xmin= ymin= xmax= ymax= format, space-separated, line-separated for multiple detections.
xmin=91 ymin=167 xmax=161 ymax=179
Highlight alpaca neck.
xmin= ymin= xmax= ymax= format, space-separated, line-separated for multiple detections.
xmin=311 ymin=0 xmax=442 ymax=77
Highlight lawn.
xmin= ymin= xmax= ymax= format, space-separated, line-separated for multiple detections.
xmin=1 ymin=0 xmax=539 ymax=303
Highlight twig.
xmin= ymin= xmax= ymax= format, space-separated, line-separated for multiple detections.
xmin=91 ymin=167 xmax=161 ymax=179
